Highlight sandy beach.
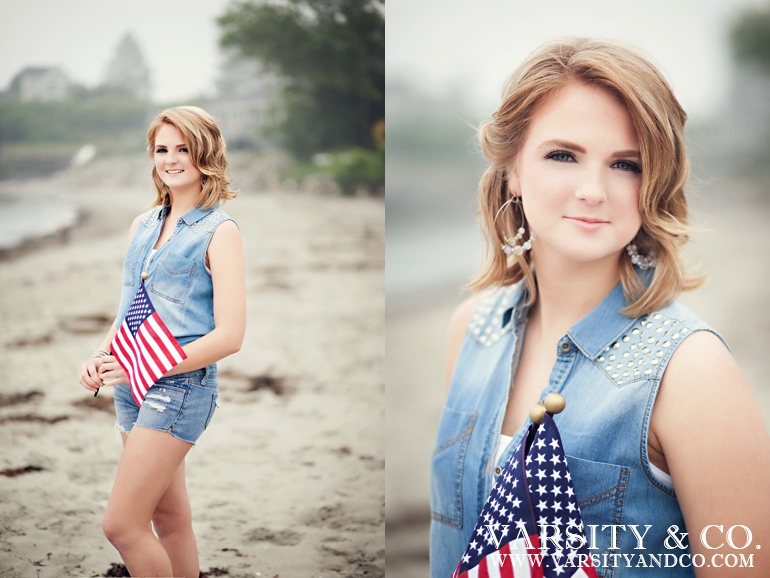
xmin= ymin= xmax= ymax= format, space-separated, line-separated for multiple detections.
xmin=0 ymin=156 xmax=384 ymax=577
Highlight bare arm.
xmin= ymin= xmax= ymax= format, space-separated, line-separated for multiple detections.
xmin=651 ymin=330 xmax=770 ymax=576
xmin=163 ymin=219 xmax=246 ymax=375
xmin=445 ymin=294 xmax=482 ymax=390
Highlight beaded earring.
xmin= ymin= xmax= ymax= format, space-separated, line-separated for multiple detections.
xmin=500 ymin=196 xmax=535 ymax=256
xmin=626 ymin=242 xmax=657 ymax=269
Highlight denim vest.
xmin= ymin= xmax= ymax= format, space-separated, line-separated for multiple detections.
xmin=114 ymin=204 xmax=234 ymax=347
xmin=430 ymin=279 xmax=726 ymax=578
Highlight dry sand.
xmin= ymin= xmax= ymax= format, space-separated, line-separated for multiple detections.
xmin=0 ymin=156 xmax=384 ymax=577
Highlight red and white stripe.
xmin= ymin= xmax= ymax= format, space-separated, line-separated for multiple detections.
xmin=112 ymin=311 xmax=186 ymax=406
xmin=457 ymin=536 xmax=544 ymax=578
xmin=456 ymin=533 xmax=596 ymax=578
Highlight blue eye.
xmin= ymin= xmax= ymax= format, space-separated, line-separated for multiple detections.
xmin=612 ymin=160 xmax=642 ymax=174
xmin=545 ymin=150 xmax=576 ymax=163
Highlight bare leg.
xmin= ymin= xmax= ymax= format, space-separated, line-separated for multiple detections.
xmin=103 ymin=426 xmax=192 ymax=576
xmin=153 ymin=459 xmax=200 ymax=578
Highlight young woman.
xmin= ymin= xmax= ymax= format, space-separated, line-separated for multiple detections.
xmin=78 ymin=106 xmax=245 ymax=577
xmin=431 ymin=39 xmax=770 ymax=577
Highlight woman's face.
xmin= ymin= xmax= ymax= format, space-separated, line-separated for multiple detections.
xmin=508 ymin=82 xmax=643 ymax=269
xmin=153 ymin=123 xmax=202 ymax=194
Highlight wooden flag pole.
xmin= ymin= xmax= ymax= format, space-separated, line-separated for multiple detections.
xmin=526 ymin=392 xmax=566 ymax=451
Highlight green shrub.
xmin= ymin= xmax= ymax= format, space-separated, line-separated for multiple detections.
xmin=0 ymin=97 xmax=149 ymax=146
xmin=328 ymin=148 xmax=384 ymax=196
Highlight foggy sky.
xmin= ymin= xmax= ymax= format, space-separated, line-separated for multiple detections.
xmin=387 ymin=0 xmax=766 ymax=120
xmin=0 ymin=0 xmax=233 ymax=102
xmin=2 ymin=0 xmax=765 ymax=115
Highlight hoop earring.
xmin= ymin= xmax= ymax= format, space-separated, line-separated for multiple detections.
xmin=626 ymin=242 xmax=657 ymax=269
xmin=501 ymin=196 xmax=534 ymax=256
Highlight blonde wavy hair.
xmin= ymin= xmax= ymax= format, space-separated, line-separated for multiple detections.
xmin=470 ymin=38 xmax=702 ymax=317
xmin=147 ymin=106 xmax=237 ymax=210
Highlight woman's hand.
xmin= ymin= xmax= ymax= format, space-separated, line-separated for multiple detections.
xmin=79 ymin=357 xmax=104 ymax=392
xmin=98 ymin=356 xmax=129 ymax=387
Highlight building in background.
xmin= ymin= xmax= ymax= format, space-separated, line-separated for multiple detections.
xmin=3 ymin=66 xmax=72 ymax=101
xmin=206 ymin=55 xmax=279 ymax=149
xmin=101 ymin=32 xmax=151 ymax=101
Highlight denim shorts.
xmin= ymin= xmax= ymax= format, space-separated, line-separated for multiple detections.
xmin=113 ymin=365 xmax=219 ymax=445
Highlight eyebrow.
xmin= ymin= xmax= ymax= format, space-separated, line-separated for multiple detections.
xmin=154 ymin=142 xmax=187 ymax=148
xmin=539 ymin=139 xmax=641 ymax=159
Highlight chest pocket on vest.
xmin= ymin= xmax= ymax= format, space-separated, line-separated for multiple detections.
xmin=122 ymin=244 xmax=145 ymax=286
xmin=430 ymin=407 xmax=477 ymax=529
xmin=566 ymin=455 xmax=630 ymax=578
xmin=150 ymin=252 xmax=197 ymax=305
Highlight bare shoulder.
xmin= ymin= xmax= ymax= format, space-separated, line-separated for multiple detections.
xmin=653 ymin=327 xmax=758 ymax=462
xmin=662 ymin=329 xmax=737 ymax=393
xmin=126 ymin=213 xmax=145 ymax=243
xmin=448 ymin=293 xmax=483 ymax=339
xmin=209 ymin=219 xmax=241 ymax=245
xmin=656 ymin=329 xmax=744 ymax=420
xmin=654 ymin=331 xmax=770 ymax=572
xmin=207 ymin=219 xmax=244 ymax=273
xmin=445 ymin=293 xmax=484 ymax=388
xmin=127 ymin=206 xmax=163 ymax=240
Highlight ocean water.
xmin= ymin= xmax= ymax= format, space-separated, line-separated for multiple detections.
xmin=0 ymin=193 xmax=79 ymax=252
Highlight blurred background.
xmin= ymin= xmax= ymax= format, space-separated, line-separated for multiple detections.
xmin=0 ymin=0 xmax=385 ymax=252
xmin=0 ymin=1 xmax=384 ymax=576
xmin=386 ymin=0 xmax=770 ymax=575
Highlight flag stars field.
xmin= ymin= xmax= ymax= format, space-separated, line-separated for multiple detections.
xmin=452 ymin=415 xmax=598 ymax=578
xmin=111 ymin=282 xmax=187 ymax=407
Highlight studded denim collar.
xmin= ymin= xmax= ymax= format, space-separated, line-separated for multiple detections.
xmin=180 ymin=203 xmax=219 ymax=226
xmin=566 ymin=281 xmax=637 ymax=359
xmin=468 ymin=274 xmax=696 ymax=386
xmin=467 ymin=283 xmax=528 ymax=347
xmin=140 ymin=203 xmax=219 ymax=228
xmin=545 ymin=271 xmax=692 ymax=386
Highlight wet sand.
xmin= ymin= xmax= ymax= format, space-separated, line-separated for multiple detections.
xmin=0 ymin=156 xmax=384 ymax=577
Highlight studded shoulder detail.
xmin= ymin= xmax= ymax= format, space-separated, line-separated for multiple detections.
xmin=190 ymin=210 xmax=230 ymax=235
xmin=595 ymin=312 xmax=691 ymax=386
xmin=467 ymin=284 xmax=520 ymax=347
xmin=140 ymin=207 xmax=162 ymax=228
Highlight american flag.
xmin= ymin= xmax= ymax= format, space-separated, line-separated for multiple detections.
xmin=453 ymin=413 xmax=598 ymax=578
xmin=111 ymin=282 xmax=186 ymax=407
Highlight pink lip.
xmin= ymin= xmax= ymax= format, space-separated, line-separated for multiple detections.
xmin=564 ymin=216 xmax=609 ymax=231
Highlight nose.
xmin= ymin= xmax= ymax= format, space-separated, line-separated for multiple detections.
xmin=574 ymin=168 xmax=607 ymax=204
xmin=165 ymin=150 xmax=178 ymax=164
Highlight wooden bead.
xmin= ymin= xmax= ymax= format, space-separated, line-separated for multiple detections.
xmin=544 ymin=392 xmax=566 ymax=414
xmin=529 ymin=403 xmax=546 ymax=425
xmin=141 ymin=271 xmax=149 ymax=281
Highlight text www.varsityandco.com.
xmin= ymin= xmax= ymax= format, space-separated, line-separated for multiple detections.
xmin=482 ymin=523 xmax=759 ymax=570
xmin=489 ymin=551 xmax=755 ymax=570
